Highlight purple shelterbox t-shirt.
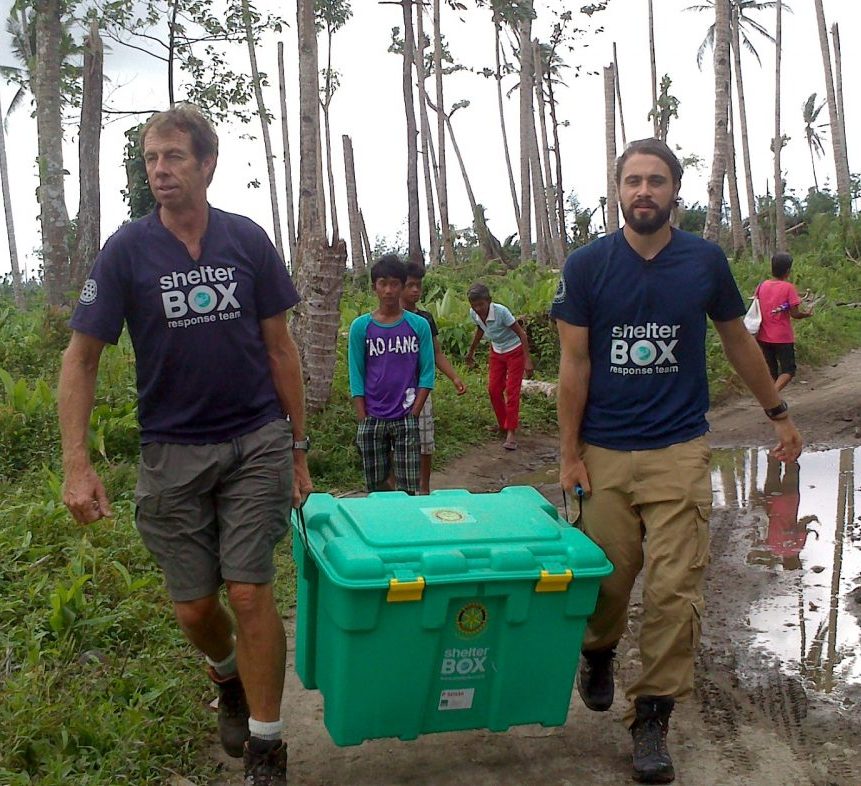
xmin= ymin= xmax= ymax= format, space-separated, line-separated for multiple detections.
xmin=70 ymin=207 xmax=299 ymax=444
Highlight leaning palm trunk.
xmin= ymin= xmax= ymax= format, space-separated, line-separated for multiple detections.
xmin=546 ymin=76 xmax=567 ymax=248
xmin=648 ymin=0 xmax=658 ymax=137
xmin=703 ymin=0 xmax=730 ymax=242
xmin=71 ymin=19 xmax=103 ymax=291
xmin=321 ymin=23 xmax=340 ymax=244
xmin=293 ymin=0 xmax=346 ymax=412
xmin=342 ymin=134 xmax=365 ymax=275
xmin=34 ymin=0 xmax=71 ymax=306
xmin=432 ymin=0 xmax=455 ymax=265
xmin=0 ymin=100 xmax=23 ymax=306
xmin=494 ymin=11 xmax=520 ymax=229
xmin=812 ymin=1 xmax=851 ymax=216
xmin=773 ymin=0 xmax=786 ymax=252
xmin=603 ymin=64 xmax=619 ymax=233
xmin=613 ymin=41 xmax=627 ymax=149
xmin=243 ymin=0 xmax=284 ymax=261
xmin=415 ymin=6 xmax=440 ymax=266
xmin=277 ymin=42 xmax=298 ymax=267
xmin=518 ymin=11 xmax=534 ymax=262
xmin=401 ymin=0 xmax=422 ymax=264
xmin=533 ymin=39 xmax=563 ymax=263
xmin=830 ymin=23 xmax=850 ymax=216
xmin=731 ymin=8 xmax=763 ymax=259
xmin=726 ymin=116 xmax=745 ymax=255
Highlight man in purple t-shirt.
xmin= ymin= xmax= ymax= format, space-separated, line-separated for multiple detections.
xmin=58 ymin=105 xmax=308 ymax=784
xmin=348 ymin=255 xmax=435 ymax=494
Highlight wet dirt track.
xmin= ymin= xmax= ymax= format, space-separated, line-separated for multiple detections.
xmin=205 ymin=351 xmax=861 ymax=786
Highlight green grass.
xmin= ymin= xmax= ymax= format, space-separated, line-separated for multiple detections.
xmin=1 ymin=224 xmax=860 ymax=783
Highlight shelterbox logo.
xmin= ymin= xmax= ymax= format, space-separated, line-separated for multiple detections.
xmin=610 ymin=322 xmax=680 ymax=376
xmin=159 ymin=266 xmax=242 ymax=329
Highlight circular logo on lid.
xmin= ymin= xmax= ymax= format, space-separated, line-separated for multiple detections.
xmin=456 ymin=602 xmax=488 ymax=637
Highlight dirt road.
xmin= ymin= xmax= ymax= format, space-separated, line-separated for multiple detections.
xmin=206 ymin=350 xmax=861 ymax=786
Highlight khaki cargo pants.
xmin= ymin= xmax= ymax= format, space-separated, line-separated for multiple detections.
xmin=578 ymin=436 xmax=712 ymax=727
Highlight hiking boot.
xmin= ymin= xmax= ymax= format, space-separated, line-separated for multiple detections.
xmin=244 ymin=740 xmax=287 ymax=785
xmin=576 ymin=646 xmax=616 ymax=711
xmin=630 ymin=695 xmax=675 ymax=784
xmin=209 ymin=666 xmax=250 ymax=758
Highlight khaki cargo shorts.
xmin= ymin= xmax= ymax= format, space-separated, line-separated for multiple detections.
xmin=135 ymin=418 xmax=294 ymax=602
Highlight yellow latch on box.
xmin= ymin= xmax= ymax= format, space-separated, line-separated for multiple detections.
xmin=535 ymin=569 xmax=573 ymax=593
xmin=387 ymin=576 xmax=426 ymax=602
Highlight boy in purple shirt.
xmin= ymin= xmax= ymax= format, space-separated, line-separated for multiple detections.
xmin=348 ymin=255 xmax=435 ymax=494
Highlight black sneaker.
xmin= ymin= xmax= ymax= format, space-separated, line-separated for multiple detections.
xmin=244 ymin=740 xmax=287 ymax=786
xmin=209 ymin=667 xmax=250 ymax=758
xmin=576 ymin=646 xmax=615 ymax=711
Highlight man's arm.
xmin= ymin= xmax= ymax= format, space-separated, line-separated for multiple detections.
xmin=59 ymin=331 xmax=112 ymax=523
xmin=713 ymin=317 xmax=802 ymax=463
xmin=789 ymin=304 xmax=813 ymax=320
xmin=432 ymin=336 xmax=466 ymax=394
xmin=260 ymin=313 xmax=313 ymax=507
xmin=556 ymin=320 xmax=592 ymax=495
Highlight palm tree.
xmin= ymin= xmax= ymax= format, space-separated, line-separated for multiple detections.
xmin=703 ymin=0 xmax=730 ymax=242
xmin=802 ymin=93 xmax=827 ymax=191
xmin=603 ymin=64 xmax=618 ymax=233
xmin=647 ymin=0 xmax=658 ymax=137
xmin=294 ymin=0 xmax=347 ymax=411
xmin=432 ymin=0 xmax=455 ymax=265
xmin=812 ymin=1 xmax=851 ymax=215
xmin=0 ymin=96 xmax=23 ymax=307
xmin=773 ymin=0 xmax=786 ymax=251
xmin=687 ymin=0 xmax=778 ymax=256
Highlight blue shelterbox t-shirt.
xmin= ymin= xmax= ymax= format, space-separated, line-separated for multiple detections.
xmin=348 ymin=311 xmax=435 ymax=420
xmin=70 ymin=207 xmax=300 ymax=444
xmin=550 ymin=228 xmax=746 ymax=451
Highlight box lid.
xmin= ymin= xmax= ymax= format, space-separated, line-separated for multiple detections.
xmin=295 ymin=486 xmax=612 ymax=591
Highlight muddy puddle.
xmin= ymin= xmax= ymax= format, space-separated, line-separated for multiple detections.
xmin=511 ymin=447 xmax=861 ymax=697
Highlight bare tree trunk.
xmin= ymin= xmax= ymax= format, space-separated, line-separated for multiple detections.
xmin=773 ymin=0 xmax=786 ymax=252
xmin=604 ymin=64 xmax=619 ymax=233
xmin=315 ymin=124 xmax=327 ymax=241
xmin=34 ymin=0 xmax=71 ymax=306
xmin=813 ymin=0 xmax=850 ymax=216
xmin=533 ymin=40 xmax=563 ymax=263
xmin=731 ymin=8 xmax=763 ymax=258
xmin=518 ymin=12 xmax=534 ymax=262
xmin=243 ymin=0 xmax=284 ymax=261
xmin=359 ymin=209 xmax=373 ymax=269
xmin=400 ymin=0 xmax=422 ymax=264
xmin=727 ymin=110 xmax=745 ymax=255
xmin=704 ymin=0 xmax=730 ymax=242
xmin=445 ymin=111 xmax=506 ymax=266
xmin=433 ymin=0 xmax=455 ymax=266
xmin=613 ymin=41 xmax=627 ymax=149
xmin=831 ymin=23 xmax=850 ymax=212
xmin=293 ymin=0 xmax=347 ymax=412
xmin=322 ymin=26 xmax=339 ymax=243
xmin=342 ymin=134 xmax=364 ymax=275
xmin=494 ymin=11 xmax=520 ymax=229
xmin=648 ymin=0 xmax=658 ymax=137
xmin=414 ymin=6 xmax=439 ymax=267
xmin=546 ymin=76 xmax=567 ymax=249
xmin=71 ymin=19 xmax=103 ymax=291
xmin=0 ymin=101 xmax=23 ymax=306
xmin=277 ymin=42 xmax=298 ymax=268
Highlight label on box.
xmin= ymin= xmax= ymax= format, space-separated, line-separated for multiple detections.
xmin=438 ymin=688 xmax=475 ymax=711
xmin=421 ymin=507 xmax=476 ymax=525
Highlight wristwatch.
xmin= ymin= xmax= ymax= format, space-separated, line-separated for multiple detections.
xmin=292 ymin=436 xmax=311 ymax=451
xmin=764 ymin=400 xmax=789 ymax=420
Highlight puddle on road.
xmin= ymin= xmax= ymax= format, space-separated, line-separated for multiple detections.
xmin=712 ymin=446 xmax=861 ymax=694
xmin=512 ymin=447 xmax=861 ymax=694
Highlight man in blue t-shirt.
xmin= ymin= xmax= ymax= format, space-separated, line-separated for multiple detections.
xmin=58 ymin=105 xmax=309 ymax=784
xmin=550 ymin=138 xmax=801 ymax=784
xmin=348 ymin=255 xmax=435 ymax=494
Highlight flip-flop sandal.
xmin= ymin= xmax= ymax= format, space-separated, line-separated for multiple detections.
xmin=503 ymin=440 xmax=517 ymax=451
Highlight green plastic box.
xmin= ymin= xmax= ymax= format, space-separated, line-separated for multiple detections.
xmin=293 ymin=486 xmax=612 ymax=747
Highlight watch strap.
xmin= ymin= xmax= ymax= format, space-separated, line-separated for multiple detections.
xmin=764 ymin=400 xmax=789 ymax=420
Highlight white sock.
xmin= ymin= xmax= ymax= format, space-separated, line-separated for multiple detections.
xmin=248 ymin=717 xmax=283 ymax=742
xmin=206 ymin=647 xmax=237 ymax=678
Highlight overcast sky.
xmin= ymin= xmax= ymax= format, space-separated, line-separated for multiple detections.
xmin=0 ymin=0 xmax=857 ymax=278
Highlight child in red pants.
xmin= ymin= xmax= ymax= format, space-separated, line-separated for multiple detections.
xmin=465 ymin=283 xmax=533 ymax=450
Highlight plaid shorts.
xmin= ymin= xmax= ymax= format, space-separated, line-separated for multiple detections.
xmin=356 ymin=414 xmax=420 ymax=494
xmin=418 ymin=394 xmax=435 ymax=455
